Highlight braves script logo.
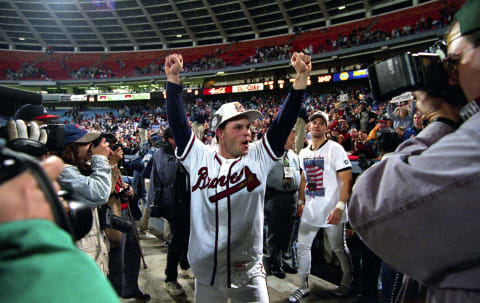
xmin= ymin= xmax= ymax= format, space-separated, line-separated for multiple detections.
xmin=191 ymin=166 xmax=261 ymax=202
xmin=233 ymin=102 xmax=245 ymax=113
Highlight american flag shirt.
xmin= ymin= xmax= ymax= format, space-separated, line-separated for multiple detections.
xmin=299 ymin=140 xmax=352 ymax=227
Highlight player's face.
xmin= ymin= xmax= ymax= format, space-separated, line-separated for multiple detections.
xmin=218 ymin=116 xmax=252 ymax=158
xmin=310 ymin=117 xmax=327 ymax=139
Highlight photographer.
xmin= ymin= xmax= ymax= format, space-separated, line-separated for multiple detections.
xmin=348 ymin=1 xmax=480 ymax=301
xmin=106 ymin=142 xmax=150 ymax=300
xmin=0 ymin=156 xmax=120 ymax=302
xmin=56 ymin=124 xmax=112 ymax=275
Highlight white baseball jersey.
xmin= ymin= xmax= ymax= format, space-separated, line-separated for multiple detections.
xmin=299 ymin=140 xmax=352 ymax=228
xmin=177 ymin=133 xmax=280 ymax=288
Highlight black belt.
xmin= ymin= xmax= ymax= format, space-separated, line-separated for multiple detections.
xmin=267 ymin=187 xmax=297 ymax=194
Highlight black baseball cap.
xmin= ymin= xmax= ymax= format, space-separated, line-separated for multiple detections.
xmin=14 ymin=104 xmax=58 ymax=121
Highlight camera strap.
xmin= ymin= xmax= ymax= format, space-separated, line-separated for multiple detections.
xmin=432 ymin=117 xmax=460 ymax=129
xmin=460 ymin=98 xmax=480 ymax=121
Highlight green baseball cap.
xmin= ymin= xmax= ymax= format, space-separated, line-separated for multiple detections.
xmin=456 ymin=0 xmax=480 ymax=35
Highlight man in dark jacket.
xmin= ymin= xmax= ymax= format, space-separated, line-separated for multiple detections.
xmin=148 ymin=127 xmax=192 ymax=296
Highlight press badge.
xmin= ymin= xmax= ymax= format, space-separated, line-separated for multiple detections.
xmin=284 ymin=166 xmax=293 ymax=178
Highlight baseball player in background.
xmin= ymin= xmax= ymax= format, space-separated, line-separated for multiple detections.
xmin=164 ymin=52 xmax=310 ymax=302
xmin=289 ymin=111 xmax=353 ymax=302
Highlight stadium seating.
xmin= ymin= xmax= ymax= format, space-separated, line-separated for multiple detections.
xmin=0 ymin=0 xmax=464 ymax=81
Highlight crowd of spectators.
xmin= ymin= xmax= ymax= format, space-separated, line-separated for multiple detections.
xmin=244 ymin=44 xmax=293 ymax=65
xmin=55 ymin=84 xmax=420 ymax=161
xmin=70 ymin=65 xmax=115 ymax=80
xmin=184 ymin=51 xmax=227 ymax=72
xmin=5 ymin=62 xmax=48 ymax=80
xmin=316 ymin=6 xmax=457 ymax=54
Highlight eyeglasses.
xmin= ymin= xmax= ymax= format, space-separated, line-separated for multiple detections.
xmin=444 ymin=46 xmax=474 ymax=73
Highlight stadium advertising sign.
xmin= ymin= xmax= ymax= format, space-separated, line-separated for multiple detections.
xmin=317 ymin=74 xmax=333 ymax=83
xmin=97 ymin=93 xmax=150 ymax=101
xmin=232 ymin=83 xmax=264 ymax=93
xmin=70 ymin=95 xmax=87 ymax=102
xmin=333 ymin=69 xmax=368 ymax=82
xmin=203 ymin=86 xmax=232 ymax=95
xmin=203 ymin=83 xmax=264 ymax=95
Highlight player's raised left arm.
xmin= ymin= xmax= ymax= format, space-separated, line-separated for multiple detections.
xmin=291 ymin=52 xmax=310 ymax=90
xmin=266 ymin=52 xmax=311 ymax=157
xmin=165 ymin=54 xmax=182 ymax=84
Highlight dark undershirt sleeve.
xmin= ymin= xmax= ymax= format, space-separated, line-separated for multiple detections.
xmin=266 ymin=89 xmax=305 ymax=157
xmin=166 ymin=81 xmax=192 ymax=155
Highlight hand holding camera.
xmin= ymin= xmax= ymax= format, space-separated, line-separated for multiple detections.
xmin=0 ymin=155 xmax=62 ymax=223
xmin=109 ymin=143 xmax=124 ymax=166
xmin=6 ymin=120 xmax=48 ymax=157
xmin=91 ymin=137 xmax=112 ymax=158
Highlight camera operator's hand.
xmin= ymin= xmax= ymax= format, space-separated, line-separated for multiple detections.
xmin=7 ymin=120 xmax=48 ymax=158
xmin=0 ymin=156 xmax=63 ymax=223
xmin=414 ymin=90 xmax=461 ymax=123
xmin=91 ymin=137 xmax=112 ymax=158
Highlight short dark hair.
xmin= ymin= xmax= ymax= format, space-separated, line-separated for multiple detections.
xmin=378 ymin=130 xmax=401 ymax=153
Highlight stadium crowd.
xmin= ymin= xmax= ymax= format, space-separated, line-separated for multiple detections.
xmin=3 ymin=4 xmax=458 ymax=81
xmin=54 ymin=85 xmax=417 ymax=161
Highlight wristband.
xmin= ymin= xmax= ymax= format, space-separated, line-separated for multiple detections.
xmin=298 ymin=199 xmax=305 ymax=206
xmin=336 ymin=201 xmax=346 ymax=211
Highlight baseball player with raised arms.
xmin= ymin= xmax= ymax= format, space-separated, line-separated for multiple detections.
xmin=165 ymin=52 xmax=311 ymax=302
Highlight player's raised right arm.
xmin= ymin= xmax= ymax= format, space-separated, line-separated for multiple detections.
xmin=165 ymin=54 xmax=192 ymax=154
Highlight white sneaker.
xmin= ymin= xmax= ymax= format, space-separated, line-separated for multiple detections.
xmin=180 ymin=268 xmax=195 ymax=279
xmin=164 ymin=281 xmax=185 ymax=296
xmin=289 ymin=288 xmax=311 ymax=302
xmin=143 ymin=231 xmax=157 ymax=239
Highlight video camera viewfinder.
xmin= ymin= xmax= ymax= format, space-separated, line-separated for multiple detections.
xmin=367 ymin=40 xmax=467 ymax=107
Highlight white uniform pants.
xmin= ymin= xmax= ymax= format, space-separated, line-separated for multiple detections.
xmin=194 ymin=276 xmax=269 ymax=303
xmin=297 ymin=221 xmax=352 ymax=287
